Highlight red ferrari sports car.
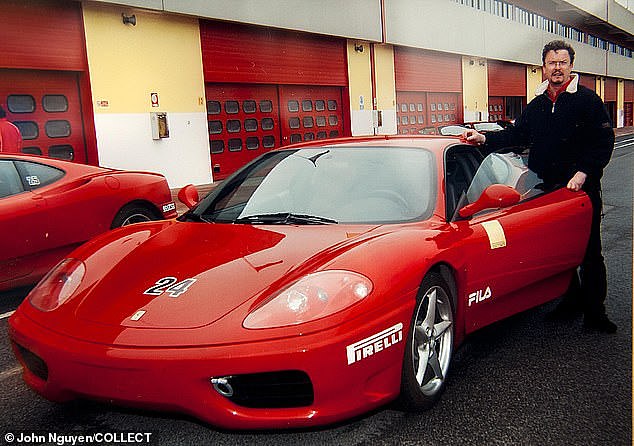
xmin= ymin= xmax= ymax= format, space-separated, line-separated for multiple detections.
xmin=9 ymin=136 xmax=591 ymax=429
xmin=0 ymin=153 xmax=177 ymax=291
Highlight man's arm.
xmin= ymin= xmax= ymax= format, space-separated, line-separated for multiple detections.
xmin=577 ymin=96 xmax=615 ymax=182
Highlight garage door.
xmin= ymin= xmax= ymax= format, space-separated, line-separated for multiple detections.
xmin=625 ymin=80 xmax=633 ymax=127
xmin=396 ymin=91 xmax=460 ymax=134
xmin=394 ymin=48 xmax=462 ymax=135
xmin=488 ymin=96 xmax=505 ymax=121
xmin=578 ymin=74 xmax=596 ymax=91
xmin=428 ymin=93 xmax=460 ymax=128
xmin=278 ymin=85 xmax=344 ymax=145
xmin=201 ymin=20 xmax=348 ymax=180
xmin=0 ymin=69 xmax=87 ymax=163
xmin=206 ymin=84 xmax=280 ymax=179
xmin=206 ymin=84 xmax=346 ymax=180
xmin=396 ymin=92 xmax=428 ymax=134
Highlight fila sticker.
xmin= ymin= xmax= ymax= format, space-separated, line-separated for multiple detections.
xmin=468 ymin=286 xmax=492 ymax=306
xmin=481 ymin=220 xmax=506 ymax=249
xmin=346 ymin=323 xmax=403 ymax=365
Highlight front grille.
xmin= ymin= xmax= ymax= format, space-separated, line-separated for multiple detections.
xmin=212 ymin=370 xmax=314 ymax=408
xmin=13 ymin=342 xmax=48 ymax=381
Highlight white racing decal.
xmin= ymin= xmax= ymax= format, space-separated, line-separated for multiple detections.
xmin=481 ymin=220 xmax=506 ymax=249
xmin=162 ymin=202 xmax=176 ymax=213
xmin=468 ymin=286 xmax=492 ymax=306
xmin=346 ymin=323 xmax=403 ymax=365
xmin=25 ymin=175 xmax=40 ymax=186
xmin=144 ymin=277 xmax=197 ymax=297
xmin=130 ymin=310 xmax=146 ymax=321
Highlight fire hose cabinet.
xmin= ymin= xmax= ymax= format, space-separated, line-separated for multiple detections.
xmin=150 ymin=112 xmax=169 ymax=139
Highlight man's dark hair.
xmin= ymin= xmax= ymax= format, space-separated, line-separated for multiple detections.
xmin=542 ymin=40 xmax=575 ymax=65
xmin=0 ymin=105 xmax=6 ymax=119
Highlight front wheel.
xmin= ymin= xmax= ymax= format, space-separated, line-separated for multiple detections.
xmin=399 ymin=271 xmax=454 ymax=411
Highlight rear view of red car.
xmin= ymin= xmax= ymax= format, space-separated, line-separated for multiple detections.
xmin=0 ymin=153 xmax=176 ymax=291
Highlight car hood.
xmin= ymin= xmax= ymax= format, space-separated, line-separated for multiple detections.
xmin=70 ymin=220 xmax=381 ymax=331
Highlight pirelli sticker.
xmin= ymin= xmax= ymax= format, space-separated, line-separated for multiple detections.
xmin=481 ymin=220 xmax=507 ymax=249
xmin=346 ymin=323 xmax=403 ymax=365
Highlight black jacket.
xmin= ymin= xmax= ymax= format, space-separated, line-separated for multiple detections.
xmin=484 ymin=75 xmax=614 ymax=189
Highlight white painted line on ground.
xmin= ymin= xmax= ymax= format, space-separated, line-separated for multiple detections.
xmin=0 ymin=366 xmax=22 ymax=382
xmin=0 ymin=310 xmax=15 ymax=320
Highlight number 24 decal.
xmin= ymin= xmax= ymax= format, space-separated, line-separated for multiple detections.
xmin=144 ymin=277 xmax=196 ymax=298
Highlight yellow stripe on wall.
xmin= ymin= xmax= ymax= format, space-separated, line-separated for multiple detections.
xmin=462 ymin=56 xmax=488 ymax=121
xmin=347 ymin=40 xmax=372 ymax=113
xmin=527 ymin=66 xmax=542 ymax=101
xmin=373 ymin=44 xmax=396 ymax=112
xmin=83 ymin=4 xmax=206 ymax=114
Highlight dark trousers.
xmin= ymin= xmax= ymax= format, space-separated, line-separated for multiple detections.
xmin=566 ymin=187 xmax=608 ymax=316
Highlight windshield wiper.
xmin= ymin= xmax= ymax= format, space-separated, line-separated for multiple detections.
xmin=234 ymin=212 xmax=338 ymax=225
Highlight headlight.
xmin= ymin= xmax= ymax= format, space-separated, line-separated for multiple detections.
xmin=243 ymin=270 xmax=373 ymax=329
xmin=29 ymin=258 xmax=85 ymax=312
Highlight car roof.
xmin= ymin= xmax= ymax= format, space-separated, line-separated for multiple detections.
xmin=0 ymin=153 xmax=107 ymax=173
xmin=279 ymin=135 xmax=468 ymax=155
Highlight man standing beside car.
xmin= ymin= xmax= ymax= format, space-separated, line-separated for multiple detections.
xmin=463 ymin=40 xmax=616 ymax=333
xmin=0 ymin=105 xmax=22 ymax=152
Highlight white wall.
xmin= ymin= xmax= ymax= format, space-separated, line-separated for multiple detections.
xmin=94 ymin=112 xmax=212 ymax=188
xmin=162 ymin=0 xmax=383 ymax=41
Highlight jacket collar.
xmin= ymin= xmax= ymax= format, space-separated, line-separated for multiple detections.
xmin=535 ymin=73 xmax=579 ymax=96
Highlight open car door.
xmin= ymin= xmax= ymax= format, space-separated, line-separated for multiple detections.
xmin=450 ymin=152 xmax=592 ymax=333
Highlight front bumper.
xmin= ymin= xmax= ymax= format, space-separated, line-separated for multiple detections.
xmin=9 ymin=302 xmax=412 ymax=430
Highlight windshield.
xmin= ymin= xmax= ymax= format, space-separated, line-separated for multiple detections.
xmin=190 ymin=146 xmax=436 ymax=224
xmin=439 ymin=125 xmax=468 ymax=136
xmin=473 ymin=122 xmax=503 ymax=132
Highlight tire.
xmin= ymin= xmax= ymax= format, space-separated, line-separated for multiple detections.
xmin=111 ymin=204 xmax=159 ymax=228
xmin=399 ymin=271 xmax=454 ymax=411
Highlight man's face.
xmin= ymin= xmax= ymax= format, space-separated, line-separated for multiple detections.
xmin=542 ymin=49 xmax=573 ymax=87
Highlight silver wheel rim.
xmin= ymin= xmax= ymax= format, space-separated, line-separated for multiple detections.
xmin=121 ymin=212 xmax=151 ymax=226
xmin=411 ymin=286 xmax=453 ymax=396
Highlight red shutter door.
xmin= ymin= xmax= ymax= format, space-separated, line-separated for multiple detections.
xmin=428 ymin=93 xmax=460 ymax=127
xmin=205 ymin=84 xmax=280 ymax=180
xmin=624 ymin=103 xmax=633 ymax=127
xmin=394 ymin=48 xmax=462 ymax=133
xmin=0 ymin=69 xmax=87 ymax=163
xmin=487 ymin=61 xmax=525 ymax=97
xmin=200 ymin=20 xmax=348 ymax=179
xmin=624 ymin=80 xmax=634 ymax=102
xmin=395 ymin=92 xmax=461 ymax=134
xmin=394 ymin=48 xmax=462 ymax=92
xmin=578 ymin=74 xmax=596 ymax=91
xmin=0 ymin=0 xmax=85 ymax=71
xmin=396 ymin=92 xmax=428 ymax=134
xmin=200 ymin=21 xmax=347 ymax=86
xmin=488 ymin=97 xmax=505 ymax=121
xmin=0 ymin=0 xmax=96 ymax=165
xmin=624 ymin=80 xmax=634 ymax=127
xmin=604 ymin=78 xmax=617 ymax=102
xmin=278 ymin=85 xmax=344 ymax=145
xmin=205 ymin=84 xmax=346 ymax=180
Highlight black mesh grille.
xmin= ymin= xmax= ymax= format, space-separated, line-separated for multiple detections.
xmin=220 ymin=370 xmax=313 ymax=408
xmin=14 ymin=343 xmax=48 ymax=382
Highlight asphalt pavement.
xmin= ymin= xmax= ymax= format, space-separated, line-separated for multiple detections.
xmin=0 ymin=131 xmax=632 ymax=445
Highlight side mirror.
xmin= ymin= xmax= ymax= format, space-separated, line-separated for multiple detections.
xmin=458 ymin=184 xmax=521 ymax=218
xmin=177 ymin=184 xmax=199 ymax=209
